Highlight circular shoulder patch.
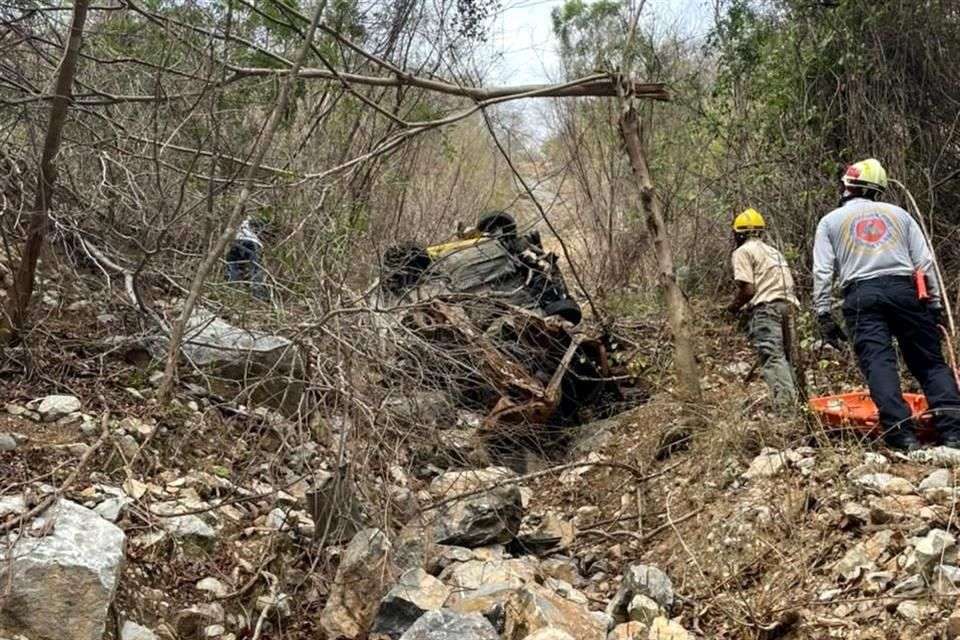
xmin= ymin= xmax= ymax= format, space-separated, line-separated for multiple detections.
xmin=852 ymin=214 xmax=892 ymax=249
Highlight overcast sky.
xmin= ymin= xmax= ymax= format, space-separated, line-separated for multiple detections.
xmin=475 ymin=0 xmax=713 ymax=137
xmin=487 ymin=0 xmax=714 ymax=86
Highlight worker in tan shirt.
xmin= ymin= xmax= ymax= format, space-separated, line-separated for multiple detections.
xmin=727 ymin=208 xmax=801 ymax=414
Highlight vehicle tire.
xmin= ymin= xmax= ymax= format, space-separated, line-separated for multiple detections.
xmin=477 ymin=211 xmax=517 ymax=237
xmin=542 ymin=298 xmax=582 ymax=325
xmin=382 ymin=242 xmax=430 ymax=293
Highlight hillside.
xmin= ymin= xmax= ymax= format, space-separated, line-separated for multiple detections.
xmin=2 ymin=257 xmax=960 ymax=640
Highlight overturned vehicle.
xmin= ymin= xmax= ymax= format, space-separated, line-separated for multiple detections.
xmin=374 ymin=211 xmax=646 ymax=434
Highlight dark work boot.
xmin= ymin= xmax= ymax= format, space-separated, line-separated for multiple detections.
xmin=884 ymin=427 xmax=921 ymax=453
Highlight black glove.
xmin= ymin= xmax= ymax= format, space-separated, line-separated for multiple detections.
xmin=818 ymin=313 xmax=847 ymax=349
xmin=929 ymin=306 xmax=944 ymax=329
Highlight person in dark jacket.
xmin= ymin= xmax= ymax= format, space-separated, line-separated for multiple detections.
xmin=226 ymin=217 xmax=268 ymax=299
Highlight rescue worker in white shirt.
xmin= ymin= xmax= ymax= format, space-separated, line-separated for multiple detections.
xmin=812 ymin=158 xmax=960 ymax=451
xmin=226 ymin=217 xmax=268 ymax=300
xmin=727 ymin=208 xmax=801 ymax=414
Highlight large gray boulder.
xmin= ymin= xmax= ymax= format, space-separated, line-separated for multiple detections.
xmin=399 ymin=609 xmax=500 ymax=640
xmin=419 ymin=468 xmax=523 ymax=548
xmin=180 ymin=308 xmax=304 ymax=414
xmin=0 ymin=496 xmax=126 ymax=640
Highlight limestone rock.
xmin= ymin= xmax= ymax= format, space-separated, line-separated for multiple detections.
xmin=30 ymin=394 xmax=81 ymax=422
xmin=608 ymin=622 xmax=648 ymax=640
xmin=628 ymin=595 xmax=661 ymax=625
xmin=544 ymin=577 xmax=589 ymax=606
xmin=196 ymin=577 xmax=231 ymax=598
xmin=255 ymin=592 xmax=292 ymax=618
xmin=180 ymin=307 xmax=305 ymax=415
xmin=442 ymin=557 xmax=539 ymax=596
xmin=646 ymin=617 xmax=692 ymax=639
xmin=372 ymin=568 xmax=452 ymax=639
xmin=919 ymin=468 xmax=952 ymax=491
xmin=398 ymin=610 xmax=499 ymax=640
xmin=855 ymin=473 xmax=915 ymax=495
xmin=742 ymin=452 xmax=785 ymax=479
xmin=502 ymin=584 xmax=607 ymax=640
xmin=121 ymin=621 xmax=159 ymax=640
xmin=868 ymin=495 xmax=929 ymax=523
xmin=150 ymin=500 xmax=218 ymax=549
xmin=896 ymin=600 xmax=924 ymax=623
xmin=517 ymin=511 xmax=575 ymax=553
xmin=933 ymin=565 xmax=960 ymax=594
xmin=862 ymin=571 xmax=894 ymax=595
xmin=407 ymin=468 xmax=523 ymax=548
xmin=0 ymin=496 xmax=125 ymax=640
xmin=522 ymin=629 xmax=576 ymax=640
xmin=447 ymin=582 xmax=520 ymax=631
xmin=428 ymin=467 xmax=516 ymax=498
xmin=914 ymin=528 xmax=957 ymax=574
xmin=836 ymin=530 xmax=896 ymax=582
xmin=540 ymin=558 xmax=582 ymax=585
xmin=606 ymin=565 xmax=674 ymax=624
xmin=320 ymin=528 xmax=397 ymax=639
xmin=911 ymin=446 xmax=960 ymax=467
xmin=0 ymin=433 xmax=18 ymax=451
xmin=892 ymin=575 xmax=925 ymax=596
xmin=94 ymin=495 xmax=133 ymax=522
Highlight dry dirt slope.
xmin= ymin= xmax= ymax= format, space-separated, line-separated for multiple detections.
xmin=2 ymin=262 xmax=960 ymax=640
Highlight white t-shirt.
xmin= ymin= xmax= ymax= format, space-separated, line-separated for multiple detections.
xmin=235 ymin=219 xmax=263 ymax=247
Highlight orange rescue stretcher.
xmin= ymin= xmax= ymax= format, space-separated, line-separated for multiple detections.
xmin=808 ymin=392 xmax=937 ymax=442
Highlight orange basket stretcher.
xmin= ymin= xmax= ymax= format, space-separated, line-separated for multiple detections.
xmin=808 ymin=392 xmax=936 ymax=441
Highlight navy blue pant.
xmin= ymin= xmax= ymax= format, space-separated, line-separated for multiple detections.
xmin=843 ymin=276 xmax=960 ymax=437
xmin=226 ymin=240 xmax=267 ymax=299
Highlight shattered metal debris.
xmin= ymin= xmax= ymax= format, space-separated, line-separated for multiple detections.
xmin=375 ymin=217 xmax=648 ymax=431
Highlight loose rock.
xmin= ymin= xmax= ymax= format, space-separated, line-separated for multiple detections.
xmin=398 ymin=609 xmax=500 ymax=640
xmin=516 ymin=511 xmax=575 ymax=553
xmin=502 ymin=584 xmax=607 ymax=640
xmin=919 ymin=468 xmax=952 ymax=491
xmin=523 ymin=629 xmax=577 ymax=640
xmin=416 ymin=467 xmax=523 ymax=548
xmin=608 ymin=622 xmax=648 ymax=640
xmin=911 ymin=447 xmax=960 ymax=467
xmin=606 ymin=565 xmax=674 ymax=624
xmin=855 ymin=473 xmax=916 ymax=495
xmin=196 ymin=577 xmax=231 ymax=598
xmin=0 ymin=433 xmax=18 ymax=451
xmin=441 ymin=557 xmax=539 ymax=595
xmin=646 ymin=617 xmax=692 ymax=640
xmin=913 ymin=528 xmax=957 ymax=575
xmin=30 ymin=394 xmax=81 ymax=422
xmin=628 ymin=594 xmax=661 ymax=625
xmin=372 ymin=568 xmax=452 ymax=639
xmin=320 ymin=528 xmax=397 ymax=639
xmin=742 ymin=452 xmax=785 ymax=479
xmin=121 ymin=621 xmax=159 ymax=640
xmin=0 ymin=496 xmax=126 ymax=640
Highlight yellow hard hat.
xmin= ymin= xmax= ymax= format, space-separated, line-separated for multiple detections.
xmin=842 ymin=158 xmax=887 ymax=192
xmin=733 ymin=208 xmax=765 ymax=232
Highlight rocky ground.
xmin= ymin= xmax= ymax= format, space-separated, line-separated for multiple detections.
xmin=3 ymin=270 xmax=960 ymax=640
